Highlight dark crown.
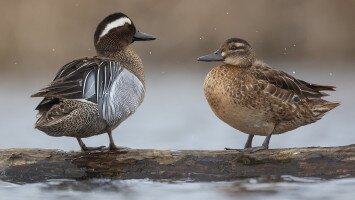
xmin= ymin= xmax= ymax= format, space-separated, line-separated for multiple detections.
xmin=94 ymin=13 xmax=136 ymax=44
xmin=94 ymin=12 xmax=136 ymax=55
xmin=225 ymin=38 xmax=251 ymax=47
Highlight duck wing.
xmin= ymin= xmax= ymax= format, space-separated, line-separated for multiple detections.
xmin=32 ymin=57 xmax=144 ymax=122
xmin=32 ymin=58 xmax=118 ymax=102
xmin=251 ymin=62 xmax=336 ymax=102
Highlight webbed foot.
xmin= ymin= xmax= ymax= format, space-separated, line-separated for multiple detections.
xmin=224 ymin=147 xmax=242 ymax=151
xmin=241 ymin=145 xmax=268 ymax=153
xmin=108 ymin=144 xmax=131 ymax=151
xmin=77 ymin=138 xmax=106 ymax=152
xmin=81 ymin=145 xmax=106 ymax=151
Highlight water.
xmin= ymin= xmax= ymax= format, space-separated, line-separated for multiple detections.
xmin=0 ymin=62 xmax=354 ymax=199
xmin=1 ymin=176 xmax=355 ymax=200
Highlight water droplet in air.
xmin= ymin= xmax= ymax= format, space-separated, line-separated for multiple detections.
xmin=226 ymin=12 xmax=229 ymax=15
xmin=52 ymin=48 xmax=55 ymax=52
xmin=149 ymin=51 xmax=152 ymax=55
xmin=292 ymin=71 xmax=296 ymax=74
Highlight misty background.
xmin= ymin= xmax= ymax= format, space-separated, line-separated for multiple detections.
xmin=0 ymin=0 xmax=354 ymax=150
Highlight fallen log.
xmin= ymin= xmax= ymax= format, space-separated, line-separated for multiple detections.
xmin=0 ymin=145 xmax=354 ymax=183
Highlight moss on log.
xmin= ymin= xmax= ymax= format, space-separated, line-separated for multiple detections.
xmin=0 ymin=145 xmax=354 ymax=183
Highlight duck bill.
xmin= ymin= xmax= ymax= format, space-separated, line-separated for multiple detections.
xmin=134 ymin=31 xmax=156 ymax=41
xmin=197 ymin=49 xmax=224 ymax=62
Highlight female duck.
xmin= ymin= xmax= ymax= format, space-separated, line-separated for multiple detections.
xmin=198 ymin=38 xmax=339 ymax=152
xmin=32 ymin=12 xmax=156 ymax=151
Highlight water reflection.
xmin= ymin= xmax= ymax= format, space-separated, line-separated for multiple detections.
xmin=223 ymin=175 xmax=321 ymax=197
xmin=222 ymin=176 xmax=355 ymax=200
xmin=1 ymin=176 xmax=354 ymax=200
xmin=42 ymin=179 xmax=133 ymax=194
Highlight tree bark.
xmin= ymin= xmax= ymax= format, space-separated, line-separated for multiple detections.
xmin=0 ymin=145 xmax=354 ymax=183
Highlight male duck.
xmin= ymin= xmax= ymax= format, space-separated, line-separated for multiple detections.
xmin=198 ymin=38 xmax=339 ymax=152
xmin=32 ymin=12 xmax=156 ymax=151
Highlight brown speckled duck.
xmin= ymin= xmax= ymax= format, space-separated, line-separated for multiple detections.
xmin=198 ymin=38 xmax=339 ymax=152
xmin=31 ymin=12 xmax=156 ymax=151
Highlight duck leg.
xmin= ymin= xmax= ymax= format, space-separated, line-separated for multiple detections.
xmin=76 ymin=138 xmax=105 ymax=151
xmin=107 ymin=129 xmax=118 ymax=150
xmin=107 ymin=129 xmax=130 ymax=151
xmin=225 ymin=134 xmax=254 ymax=151
xmin=242 ymin=134 xmax=272 ymax=153
xmin=244 ymin=135 xmax=254 ymax=148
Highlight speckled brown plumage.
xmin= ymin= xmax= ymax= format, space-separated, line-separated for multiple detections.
xmin=35 ymin=99 xmax=107 ymax=138
xmin=32 ymin=12 xmax=155 ymax=151
xmin=199 ymin=38 xmax=339 ymax=151
xmin=33 ymin=49 xmax=145 ymax=140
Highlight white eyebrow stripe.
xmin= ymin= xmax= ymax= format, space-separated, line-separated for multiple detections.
xmin=236 ymin=43 xmax=245 ymax=47
xmin=99 ymin=17 xmax=132 ymax=38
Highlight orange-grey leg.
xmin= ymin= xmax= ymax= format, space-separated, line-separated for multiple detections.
xmin=76 ymin=138 xmax=105 ymax=151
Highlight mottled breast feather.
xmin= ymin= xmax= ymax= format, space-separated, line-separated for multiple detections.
xmin=32 ymin=57 xmax=145 ymax=125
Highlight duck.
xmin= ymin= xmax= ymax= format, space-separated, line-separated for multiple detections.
xmin=31 ymin=12 xmax=156 ymax=151
xmin=198 ymin=38 xmax=339 ymax=152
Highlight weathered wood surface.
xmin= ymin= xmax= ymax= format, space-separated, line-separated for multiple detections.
xmin=0 ymin=145 xmax=354 ymax=183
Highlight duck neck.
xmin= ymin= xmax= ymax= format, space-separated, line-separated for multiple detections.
xmin=224 ymin=57 xmax=254 ymax=68
xmin=97 ymin=47 xmax=145 ymax=84
xmin=224 ymin=51 xmax=256 ymax=67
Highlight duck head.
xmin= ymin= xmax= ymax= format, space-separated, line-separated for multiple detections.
xmin=94 ymin=12 xmax=156 ymax=55
xmin=198 ymin=38 xmax=256 ymax=67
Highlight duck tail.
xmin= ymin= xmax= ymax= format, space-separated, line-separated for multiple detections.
xmin=309 ymin=84 xmax=336 ymax=92
xmin=311 ymin=99 xmax=340 ymax=118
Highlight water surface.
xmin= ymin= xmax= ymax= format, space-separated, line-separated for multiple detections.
xmin=1 ymin=176 xmax=354 ymax=200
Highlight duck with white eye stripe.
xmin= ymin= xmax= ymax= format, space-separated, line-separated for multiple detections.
xmin=198 ymin=38 xmax=339 ymax=152
xmin=32 ymin=12 xmax=156 ymax=151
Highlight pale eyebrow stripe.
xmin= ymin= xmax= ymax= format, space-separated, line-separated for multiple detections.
xmin=236 ymin=43 xmax=245 ymax=47
xmin=99 ymin=17 xmax=132 ymax=38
